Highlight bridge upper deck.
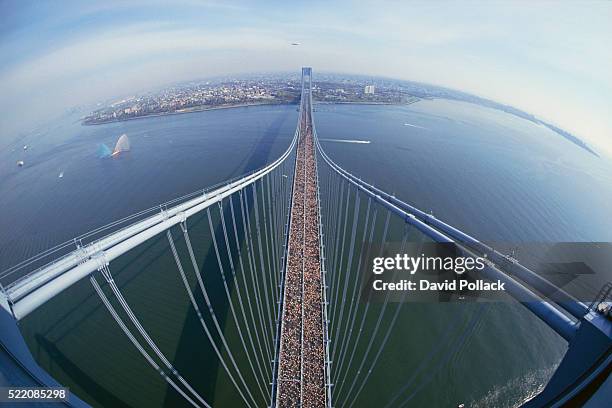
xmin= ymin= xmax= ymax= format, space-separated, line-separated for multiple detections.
xmin=275 ymin=70 xmax=327 ymax=408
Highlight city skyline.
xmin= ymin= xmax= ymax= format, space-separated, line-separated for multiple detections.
xmin=1 ymin=1 xmax=611 ymax=157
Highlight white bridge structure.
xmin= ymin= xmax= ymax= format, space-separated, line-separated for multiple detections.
xmin=0 ymin=68 xmax=610 ymax=408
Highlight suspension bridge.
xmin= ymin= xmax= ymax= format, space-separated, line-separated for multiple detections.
xmin=0 ymin=67 xmax=610 ymax=407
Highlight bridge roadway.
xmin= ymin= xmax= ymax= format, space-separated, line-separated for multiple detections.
xmin=275 ymin=87 xmax=326 ymax=407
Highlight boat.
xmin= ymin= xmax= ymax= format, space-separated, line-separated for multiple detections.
xmin=111 ymin=134 xmax=130 ymax=157
xmin=58 ymin=172 xmax=64 ymax=178
xmin=17 ymin=160 xmax=24 ymax=167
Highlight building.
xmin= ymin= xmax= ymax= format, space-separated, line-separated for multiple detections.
xmin=364 ymin=85 xmax=375 ymax=94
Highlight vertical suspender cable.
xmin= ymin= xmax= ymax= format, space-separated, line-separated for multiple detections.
xmin=231 ymin=194 xmax=273 ymax=380
xmin=342 ymin=226 xmax=412 ymax=407
xmin=240 ymin=189 xmax=274 ymax=365
xmin=97 ymin=264 xmax=212 ymax=408
xmin=332 ymin=196 xmax=372 ymax=366
xmin=215 ymin=202 xmax=271 ymax=402
xmin=167 ymin=229 xmax=254 ymax=407
xmin=250 ymin=183 xmax=276 ymax=355
xmin=334 ymin=211 xmax=390 ymax=397
xmin=330 ymin=191 xmax=360 ymax=358
xmin=90 ymin=275 xmax=206 ymax=408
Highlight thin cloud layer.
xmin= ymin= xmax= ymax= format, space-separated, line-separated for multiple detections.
xmin=0 ymin=1 xmax=610 ymax=156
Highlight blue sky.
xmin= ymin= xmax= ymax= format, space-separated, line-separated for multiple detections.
xmin=1 ymin=0 xmax=611 ymax=156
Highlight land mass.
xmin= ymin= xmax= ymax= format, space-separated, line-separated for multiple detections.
xmin=82 ymin=72 xmax=597 ymax=157
xmin=82 ymin=74 xmax=415 ymax=126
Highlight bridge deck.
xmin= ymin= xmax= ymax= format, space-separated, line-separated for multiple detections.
xmin=276 ymin=93 xmax=326 ymax=408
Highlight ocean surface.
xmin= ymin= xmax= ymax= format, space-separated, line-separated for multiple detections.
xmin=0 ymin=106 xmax=295 ymax=270
xmin=2 ymin=100 xmax=611 ymax=407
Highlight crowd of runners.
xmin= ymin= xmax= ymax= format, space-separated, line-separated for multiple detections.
xmin=276 ymin=100 xmax=326 ymax=408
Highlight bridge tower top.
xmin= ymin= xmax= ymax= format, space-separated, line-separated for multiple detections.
xmin=301 ymin=67 xmax=312 ymax=90
xmin=302 ymin=66 xmax=312 ymax=76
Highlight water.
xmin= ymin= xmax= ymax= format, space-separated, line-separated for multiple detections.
xmin=316 ymin=100 xmax=612 ymax=243
xmin=3 ymin=100 xmax=611 ymax=407
xmin=315 ymin=100 xmax=612 ymax=406
xmin=0 ymin=106 xmax=296 ymax=270
xmin=3 ymin=105 xmax=297 ymax=408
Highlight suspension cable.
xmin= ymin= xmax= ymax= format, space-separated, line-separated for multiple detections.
xmin=96 ymin=263 xmax=210 ymax=408
xmin=90 ymin=275 xmax=207 ymax=408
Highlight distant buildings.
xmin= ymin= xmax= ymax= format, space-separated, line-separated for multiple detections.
xmin=83 ymin=75 xmax=418 ymax=125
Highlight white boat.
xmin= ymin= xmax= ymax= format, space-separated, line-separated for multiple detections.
xmin=58 ymin=172 xmax=64 ymax=178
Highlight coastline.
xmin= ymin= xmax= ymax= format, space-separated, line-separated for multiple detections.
xmin=81 ymin=101 xmax=291 ymax=126
xmin=315 ymin=99 xmax=420 ymax=106
xmin=81 ymin=100 xmax=420 ymax=126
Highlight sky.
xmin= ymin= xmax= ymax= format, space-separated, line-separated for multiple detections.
xmin=1 ymin=0 xmax=611 ymax=157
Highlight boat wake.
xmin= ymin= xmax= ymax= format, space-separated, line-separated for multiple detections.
xmin=403 ymin=122 xmax=427 ymax=129
xmin=470 ymin=364 xmax=558 ymax=408
xmin=319 ymin=139 xmax=371 ymax=144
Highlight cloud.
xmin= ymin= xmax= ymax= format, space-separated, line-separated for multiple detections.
xmin=0 ymin=1 xmax=610 ymax=157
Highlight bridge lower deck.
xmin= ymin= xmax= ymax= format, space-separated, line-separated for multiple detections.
xmin=276 ymin=98 xmax=326 ymax=407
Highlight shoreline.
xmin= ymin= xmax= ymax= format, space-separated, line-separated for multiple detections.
xmin=315 ymin=99 xmax=420 ymax=106
xmin=81 ymin=100 xmax=420 ymax=126
xmin=81 ymin=101 xmax=291 ymax=126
